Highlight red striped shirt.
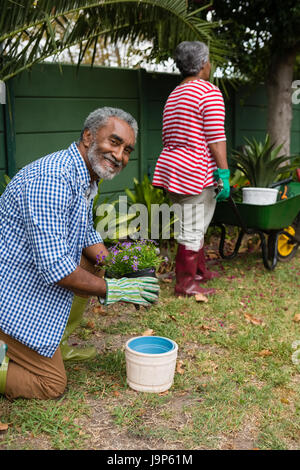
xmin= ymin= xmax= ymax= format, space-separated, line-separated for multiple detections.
xmin=152 ymin=79 xmax=226 ymax=194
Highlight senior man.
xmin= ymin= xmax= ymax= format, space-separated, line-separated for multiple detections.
xmin=0 ymin=107 xmax=159 ymax=400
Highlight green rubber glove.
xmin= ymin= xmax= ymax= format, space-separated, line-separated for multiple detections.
xmin=213 ymin=168 xmax=231 ymax=202
xmin=100 ymin=277 xmax=160 ymax=307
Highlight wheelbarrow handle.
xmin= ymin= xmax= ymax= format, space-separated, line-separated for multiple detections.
xmin=270 ymin=177 xmax=293 ymax=188
xmin=227 ymin=190 xmax=249 ymax=232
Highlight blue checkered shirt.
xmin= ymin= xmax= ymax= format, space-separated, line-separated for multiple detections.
xmin=0 ymin=142 xmax=103 ymax=357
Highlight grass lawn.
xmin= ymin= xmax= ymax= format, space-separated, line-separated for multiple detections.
xmin=0 ymin=234 xmax=299 ymax=450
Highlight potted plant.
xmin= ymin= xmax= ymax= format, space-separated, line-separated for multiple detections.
xmin=230 ymin=135 xmax=296 ymax=205
xmin=96 ymin=239 xmax=163 ymax=279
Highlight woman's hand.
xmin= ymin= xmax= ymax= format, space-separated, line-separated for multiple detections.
xmin=213 ymin=168 xmax=231 ymax=201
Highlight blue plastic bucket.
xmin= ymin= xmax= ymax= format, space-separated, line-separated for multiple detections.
xmin=127 ymin=336 xmax=175 ymax=355
xmin=125 ymin=336 xmax=178 ymax=393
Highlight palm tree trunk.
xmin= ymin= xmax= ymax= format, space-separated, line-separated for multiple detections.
xmin=266 ymin=50 xmax=297 ymax=156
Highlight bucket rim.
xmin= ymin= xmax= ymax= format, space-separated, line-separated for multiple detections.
xmin=125 ymin=335 xmax=178 ymax=357
xmin=242 ymin=187 xmax=278 ymax=193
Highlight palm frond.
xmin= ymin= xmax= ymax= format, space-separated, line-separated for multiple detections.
xmin=0 ymin=0 xmax=229 ymax=81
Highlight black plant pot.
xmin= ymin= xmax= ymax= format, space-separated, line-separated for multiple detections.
xmin=106 ymin=267 xmax=156 ymax=279
xmin=124 ymin=267 xmax=157 ymax=278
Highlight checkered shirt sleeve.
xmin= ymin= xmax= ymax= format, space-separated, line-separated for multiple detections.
xmin=84 ymin=200 xmax=103 ymax=248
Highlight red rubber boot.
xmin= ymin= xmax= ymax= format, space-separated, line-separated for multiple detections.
xmin=195 ymin=247 xmax=220 ymax=283
xmin=175 ymin=245 xmax=215 ymax=297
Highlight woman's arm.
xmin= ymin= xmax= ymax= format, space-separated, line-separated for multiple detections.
xmin=208 ymin=141 xmax=228 ymax=169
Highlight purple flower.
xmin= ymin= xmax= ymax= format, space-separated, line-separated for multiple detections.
xmin=122 ymin=255 xmax=129 ymax=261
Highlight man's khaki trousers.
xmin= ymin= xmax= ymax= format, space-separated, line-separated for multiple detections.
xmin=0 ymin=329 xmax=67 ymax=400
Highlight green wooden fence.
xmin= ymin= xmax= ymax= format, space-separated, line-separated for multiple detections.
xmin=0 ymin=63 xmax=299 ymax=198
xmin=0 ymin=103 xmax=5 ymax=186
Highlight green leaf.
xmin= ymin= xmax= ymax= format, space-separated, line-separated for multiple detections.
xmin=231 ymin=134 xmax=296 ymax=188
xmin=124 ymin=188 xmax=136 ymax=203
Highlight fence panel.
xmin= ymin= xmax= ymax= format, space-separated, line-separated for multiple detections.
xmin=0 ymin=64 xmax=299 ymax=197
xmin=11 ymin=64 xmax=141 ymax=198
xmin=0 ymin=107 xmax=6 ymax=186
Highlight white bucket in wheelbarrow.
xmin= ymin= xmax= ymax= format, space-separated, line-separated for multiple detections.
xmin=242 ymin=187 xmax=278 ymax=205
xmin=125 ymin=336 xmax=178 ymax=393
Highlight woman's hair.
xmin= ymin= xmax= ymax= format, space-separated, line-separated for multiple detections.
xmin=80 ymin=107 xmax=138 ymax=140
xmin=174 ymin=41 xmax=209 ymax=78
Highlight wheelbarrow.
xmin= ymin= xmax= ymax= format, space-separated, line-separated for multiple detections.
xmin=211 ymin=180 xmax=300 ymax=270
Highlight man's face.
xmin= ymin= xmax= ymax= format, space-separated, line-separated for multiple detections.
xmin=85 ymin=117 xmax=135 ymax=181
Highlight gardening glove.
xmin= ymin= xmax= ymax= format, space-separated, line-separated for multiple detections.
xmin=100 ymin=277 xmax=160 ymax=307
xmin=213 ymin=168 xmax=231 ymax=202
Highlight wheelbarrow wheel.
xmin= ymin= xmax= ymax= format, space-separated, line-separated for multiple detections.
xmin=267 ymin=232 xmax=278 ymax=265
xmin=277 ymin=226 xmax=298 ymax=262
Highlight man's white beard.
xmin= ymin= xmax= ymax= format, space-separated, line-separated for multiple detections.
xmin=87 ymin=143 xmax=122 ymax=180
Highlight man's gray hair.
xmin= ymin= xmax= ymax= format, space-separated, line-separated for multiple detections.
xmin=174 ymin=41 xmax=209 ymax=78
xmin=80 ymin=107 xmax=138 ymax=140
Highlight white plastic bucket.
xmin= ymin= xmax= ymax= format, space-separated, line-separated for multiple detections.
xmin=242 ymin=187 xmax=278 ymax=205
xmin=125 ymin=336 xmax=178 ymax=393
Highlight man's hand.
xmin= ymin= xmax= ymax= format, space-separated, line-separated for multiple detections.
xmin=213 ymin=168 xmax=230 ymax=202
xmin=102 ymin=277 xmax=160 ymax=307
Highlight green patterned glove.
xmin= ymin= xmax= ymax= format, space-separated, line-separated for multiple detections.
xmin=100 ymin=277 xmax=160 ymax=307
xmin=213 ymin=168 xmax=230 ymax=202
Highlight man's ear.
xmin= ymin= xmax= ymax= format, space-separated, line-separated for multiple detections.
xmin=82 ymin=129 xmax=93 ymax=148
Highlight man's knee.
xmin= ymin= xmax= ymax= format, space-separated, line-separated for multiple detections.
xmin=40 ymin=371 xmax=67 ymax=399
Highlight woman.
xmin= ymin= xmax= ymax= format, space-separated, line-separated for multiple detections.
xmin=152 ymin=41 xmax=230 ymax=297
